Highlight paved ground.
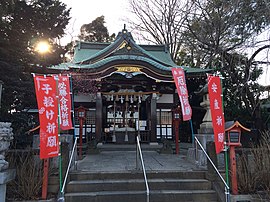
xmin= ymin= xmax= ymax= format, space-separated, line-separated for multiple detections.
xmin=76 ymin=150 xmax=205 ymax=173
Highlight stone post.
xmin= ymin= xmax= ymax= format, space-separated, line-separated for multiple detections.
xmin=0 ymin=122 xmax=16 ymax=202
xmin=150 ymin=93 xmax=157 ymax=142
xmin=96 ymin=92 xmax=103 ymax=142
xmin=206 ymin=141 xmax=218 ymax=181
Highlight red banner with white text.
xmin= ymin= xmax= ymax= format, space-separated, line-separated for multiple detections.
xmin=172 ymin=67 xmax=192 ymax=121
xmin=58 ymin=75 xmax=73 ymax=130
xmin=33 ymin=75 xmax=59 ymax=159
xmin=208 ymin=75 xmax=225 ymax=154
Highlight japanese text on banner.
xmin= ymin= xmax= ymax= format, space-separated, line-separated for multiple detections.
xmin=171 ymin=67 xmax=192 ymax=121
xmin=208 ymin=75 xmax=225 ymax=154
xmin=58 ymin=75 xmax=73 ymax=130
xmin=33 ymin=75 xmax=59 ymax=159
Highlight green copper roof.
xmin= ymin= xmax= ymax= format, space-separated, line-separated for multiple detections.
xmin=128 ymin=43 xmax=175 ymax=67
xmin=73 ymin=37 xmax=122 ymax=63
xmin=71 ymin=31 xmax=176 ymax=67
xmin=147 ymin=49 xmax=176 ymax=66
xmin=50 ymin=29 xmax=212 ymax=76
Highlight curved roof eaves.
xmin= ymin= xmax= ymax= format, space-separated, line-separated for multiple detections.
xmin=69 ymin=55 xmax=211 ymax=74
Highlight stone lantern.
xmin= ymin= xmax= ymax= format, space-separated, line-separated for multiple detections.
xmin=0 ymin=80 xmax=16 ymax=201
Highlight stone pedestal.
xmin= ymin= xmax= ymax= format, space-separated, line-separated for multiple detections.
xmin=196 ymin=133 xmax=214 ymax=149
xmin=187 ymin=147 xmax=207 ymax=166
xmin=188 ymin=132 xmax=215 ymax=166
xmin=33 ymin=134 xmax=74 ymax=150
xmin=0 ymin=169 xmax=16 ymax=202
xmin=33 ymin=134 xmax=74 ymax=168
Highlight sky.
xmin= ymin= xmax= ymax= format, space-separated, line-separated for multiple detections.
xmin=60 ymin=0 xmax=130 ymax=45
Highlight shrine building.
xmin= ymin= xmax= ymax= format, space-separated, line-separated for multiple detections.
xmin=49 ymin=28 xmax=211 ymax=144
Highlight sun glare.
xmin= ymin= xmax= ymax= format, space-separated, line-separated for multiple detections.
xmin=36 ymin=41 xmax=50 ymax=54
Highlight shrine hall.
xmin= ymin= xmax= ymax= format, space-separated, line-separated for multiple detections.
xmin=49 ymin=27 xmax=211 ymax=144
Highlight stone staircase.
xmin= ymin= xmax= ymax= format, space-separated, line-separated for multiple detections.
xmin=64 ymin=171 xmax=218 ymax=202
xmin=96 ymin=143 xmax=163 ymax=152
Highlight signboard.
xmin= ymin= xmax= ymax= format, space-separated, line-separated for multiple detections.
xmin=58 ymin=75 xmax=73 ymax=130
xmin=33 ymin=75 xmax=59 ymax=159
xmin=208 ymin=75 xmax=225 ymax=154
xmin=171 ymin=68 xmax=192 ymax=121
xmin=229 ymin=132 xmax=240 ymax=143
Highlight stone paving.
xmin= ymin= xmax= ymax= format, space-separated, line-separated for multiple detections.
xmin=76 ymin=150 xmax=205 ymax=173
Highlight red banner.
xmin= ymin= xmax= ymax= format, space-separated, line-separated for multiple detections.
xmin=208 ymin=75 xmax=225 ymax=154
xmin=33 ymin=75 xmax=59 ymax=159
xmin=172 ymin=67 xmax=192 ymax=121
xmin=58 ymin=75 xmax=73 ymax=130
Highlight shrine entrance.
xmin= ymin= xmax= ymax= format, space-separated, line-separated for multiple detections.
xmin=51 ymin=27 xmax=210 ymax=145
xmin=103 ymin=90 xmax=153 ymax=144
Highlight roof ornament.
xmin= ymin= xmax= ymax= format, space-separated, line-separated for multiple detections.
xmin=126 ymin=39 xmax=132 ymax=51
xmin=122 ymin=24 xmax=127 ymax=33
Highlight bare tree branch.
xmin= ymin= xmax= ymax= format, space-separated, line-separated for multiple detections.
xmin=128 ymin=0 xmax=192 ymax=60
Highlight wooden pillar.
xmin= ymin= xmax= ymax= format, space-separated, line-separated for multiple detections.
xmin=150 ymin=93 xmax=157 ymax=142
xmin=173 ymin=89 xmax=179 ymax=106
xmin=174 ymin=120 xmax=179 ymax=154
xmin=41 ymin=159 xmax=49 ymax=199
xmin=95 ymin=92 xmax=102 ymax=142
xmin=79 ymin=118 xmax=83 ymax=159
xmin=230 ymin=146 xmax=238 ymax=194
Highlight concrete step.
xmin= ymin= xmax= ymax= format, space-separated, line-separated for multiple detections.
xmin=96 ymin=143 xmax=163 ymax=152
xmin=65 ymin=170 xmax=217 ymax=202
xmin=69 ymin=171 xmax=206 ymax=181
xmin=67 ymin=178 xmax=212 ymax=192
xmin=65 ymin=190 xmax=217 ymax=202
